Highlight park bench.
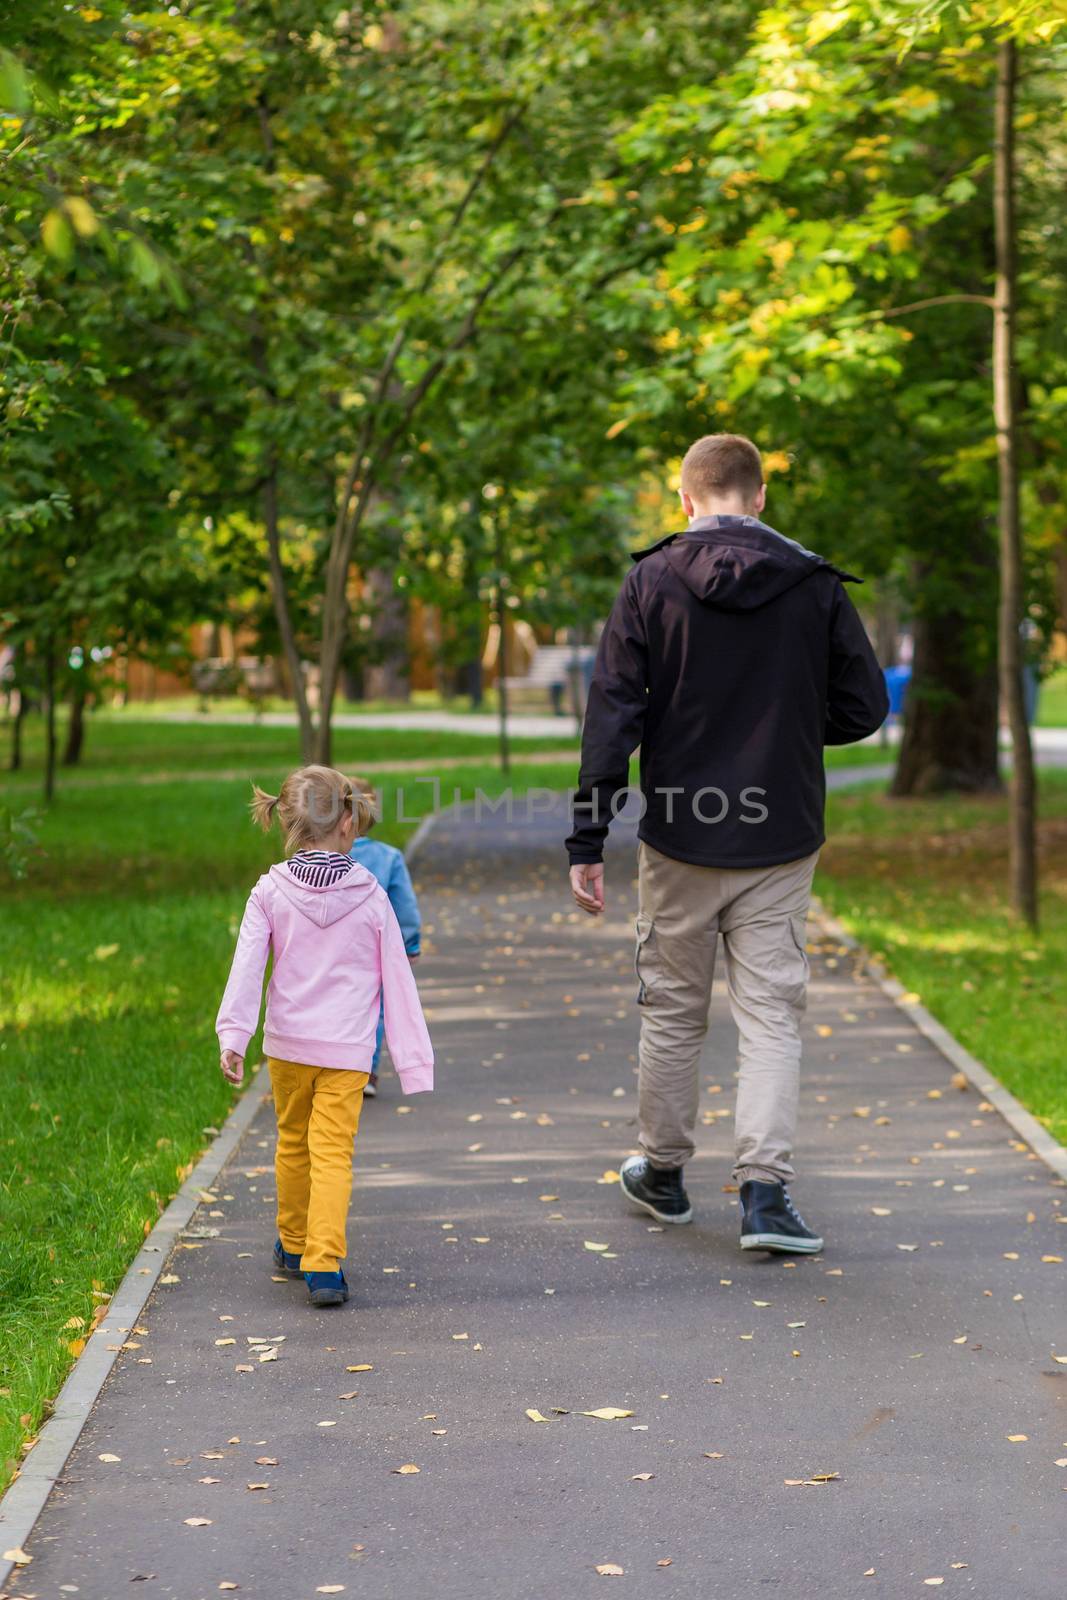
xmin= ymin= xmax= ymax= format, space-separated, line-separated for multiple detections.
xmin=192 ymin=656 xmax=277 ymax=706
xmin=501 ymin=643 xmax=595 ymax=716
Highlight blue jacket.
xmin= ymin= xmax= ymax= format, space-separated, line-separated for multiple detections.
xmin=348 ymin=837 xmax=421 ymax=956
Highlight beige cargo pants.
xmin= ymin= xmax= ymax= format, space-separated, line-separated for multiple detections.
xmin=635 ymin=841 xmax=818 ymax=1186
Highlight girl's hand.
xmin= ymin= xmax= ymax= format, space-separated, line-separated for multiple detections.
xmin=220 ymin=1049 xmax=244 ymax=1086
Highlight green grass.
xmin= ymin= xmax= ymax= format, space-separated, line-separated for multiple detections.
xmin=818 ymin=770 xmax=1067 ymax=1146
xmin=0 ymin=752 xmax=578 ymax=1492
xmin=82 ymin=689 xmax=531 ymax=720
xmin=3 ymin=709 xmax=577 ymax=788
xmin=1037 ymin=664 xmax=1067 ymax=729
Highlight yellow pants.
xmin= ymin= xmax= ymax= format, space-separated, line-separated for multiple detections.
xmin=268 ymin=1058 xmax=369 ymax=1274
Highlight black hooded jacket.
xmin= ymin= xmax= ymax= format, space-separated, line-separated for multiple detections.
xmin=565 ymin=514 xmax=889 ymax=868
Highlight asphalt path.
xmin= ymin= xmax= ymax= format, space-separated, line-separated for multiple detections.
xmin=12 ymin=798 xmax=1067 ymax=1600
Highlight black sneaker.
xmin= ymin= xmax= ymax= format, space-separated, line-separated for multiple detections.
xmin=619 ymin=1155 xmax=693 ymax=1225
xmin=739 ymin=1180 xmax=823 ymax=1254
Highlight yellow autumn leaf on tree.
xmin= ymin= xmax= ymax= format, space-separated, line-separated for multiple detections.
xmin=65 ymin=196 xmax=99 ymax=237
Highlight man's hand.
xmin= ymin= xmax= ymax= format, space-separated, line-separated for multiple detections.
xmin=569 ymin=862 xmax=605 ymax=916
xmin=220 ymin=1049 xmax=244 ymax=1086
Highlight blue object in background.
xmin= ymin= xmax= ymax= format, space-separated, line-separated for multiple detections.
xmin=883 ymin=665 xmax=911 ymax=717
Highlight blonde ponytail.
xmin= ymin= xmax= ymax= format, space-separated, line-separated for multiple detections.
xmin=350 ymin=776 xmax=379 ymax=837
xmin=250 ymin=784 xmax=279 ymax=832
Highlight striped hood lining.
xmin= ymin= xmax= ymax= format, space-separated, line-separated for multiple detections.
xmin=287 ymin=850 xmax=354 ymax=888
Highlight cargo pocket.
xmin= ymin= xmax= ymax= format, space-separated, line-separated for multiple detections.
xmin=635 ymin=915 xmax=659 ymax=1006
xmin=787 ymin=914 xmax=811 ymax=1012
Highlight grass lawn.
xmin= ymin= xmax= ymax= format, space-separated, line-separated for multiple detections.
xmin=2 ymin=706 xmax=889 ymax=795
xmin=3 ymin=708 xmax=577 ymax=788
xmin=818 ymin=770 xmax=1067 ymax=1147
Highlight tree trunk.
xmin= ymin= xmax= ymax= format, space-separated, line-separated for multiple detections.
xmin=362 ymin=566 xmax=411 ymax=703
xmin=494 ymin=523 xmax=510 ymax=775
xmin=63 ymin=678 xmax=87 ymax=766
xmin=1052 ymin=537 xmax=1067 ymax=637
xmin=10 ymin=691 xmax=25 ymax=771
xmin=43 ymin=642 xmax=57 ymax=803
xmin=262 ymin=469 xmax=316 ymax=762
xmin=892 ymin=578 xmax=1001 ymax=797
xmin=8 ymin=643 xmax=24 ymax=774
xmin=872 ymin=588 xmax=899 ymax=669
xmin=994 ymin=38 xmax=1037 ymax=927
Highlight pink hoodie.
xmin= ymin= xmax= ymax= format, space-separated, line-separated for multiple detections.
xmin=215 ymin=861 xmax=434 ymax=1092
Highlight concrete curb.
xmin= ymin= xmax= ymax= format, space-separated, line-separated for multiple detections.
xmin=0 ymin=1080 xmax=269 ymax=1587
xmin=812 ymin=900 xmax=1067 ymax=1185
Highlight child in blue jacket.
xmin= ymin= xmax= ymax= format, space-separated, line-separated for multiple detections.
xmin=348 ymin=778 xmax=421 ymax=1097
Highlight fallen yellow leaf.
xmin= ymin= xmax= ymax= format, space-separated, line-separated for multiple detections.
xmin=631 ymin=1472 xmax=654 ymax=1481
xmin=1007 ymin=1434 xmax=1028 ymax=1442
xmin=346 ymin=1364 xmax=373 ymax=1372
xmin=595 ymin=1565 xmax=625 ymax=1577
xmin=581 ymin=1407 xmax=634 ymax=1420
xmin=525 ymin=1409 xmax=550 ymax=1423
xmin=584 ymin=1242 xmax=610 ymax=1252
xmin=392 ymin=1463 xmax=420 ymax=1474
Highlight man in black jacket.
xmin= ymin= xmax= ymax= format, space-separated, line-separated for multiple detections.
xmin=566 ymin=433 xmax=887 ymax=1251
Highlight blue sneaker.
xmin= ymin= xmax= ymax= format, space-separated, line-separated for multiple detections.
xmin=272 ymin=1238 xmax=303 ymax=1277
xmin=305 ymin=1268 xmax=349 ymax=1307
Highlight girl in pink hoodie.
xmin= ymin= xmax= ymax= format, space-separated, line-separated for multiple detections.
xmin=216 ymin=765 xmax=434 ymax=1307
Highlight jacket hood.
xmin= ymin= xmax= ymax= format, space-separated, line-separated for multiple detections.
xmin=267 ymin=860 xmax=380 ymax=928
xmin=647 ymin=516 xmax=855 ymax=613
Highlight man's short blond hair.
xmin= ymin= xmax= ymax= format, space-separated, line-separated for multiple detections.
xmin=680 ymin=433 xmax=763 ymax=504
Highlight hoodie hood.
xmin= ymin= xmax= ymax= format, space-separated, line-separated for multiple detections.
xmin=268 ymin=859 xmax=380 ymax=928
xmin=655 ymin=515 xmax=855 ymax=613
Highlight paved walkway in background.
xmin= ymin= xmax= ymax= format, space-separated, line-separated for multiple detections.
xmin=123 ymin=707 xmax=582 ymax=738
xmin=12 ymin=801 xmax=1067 ymax=1600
